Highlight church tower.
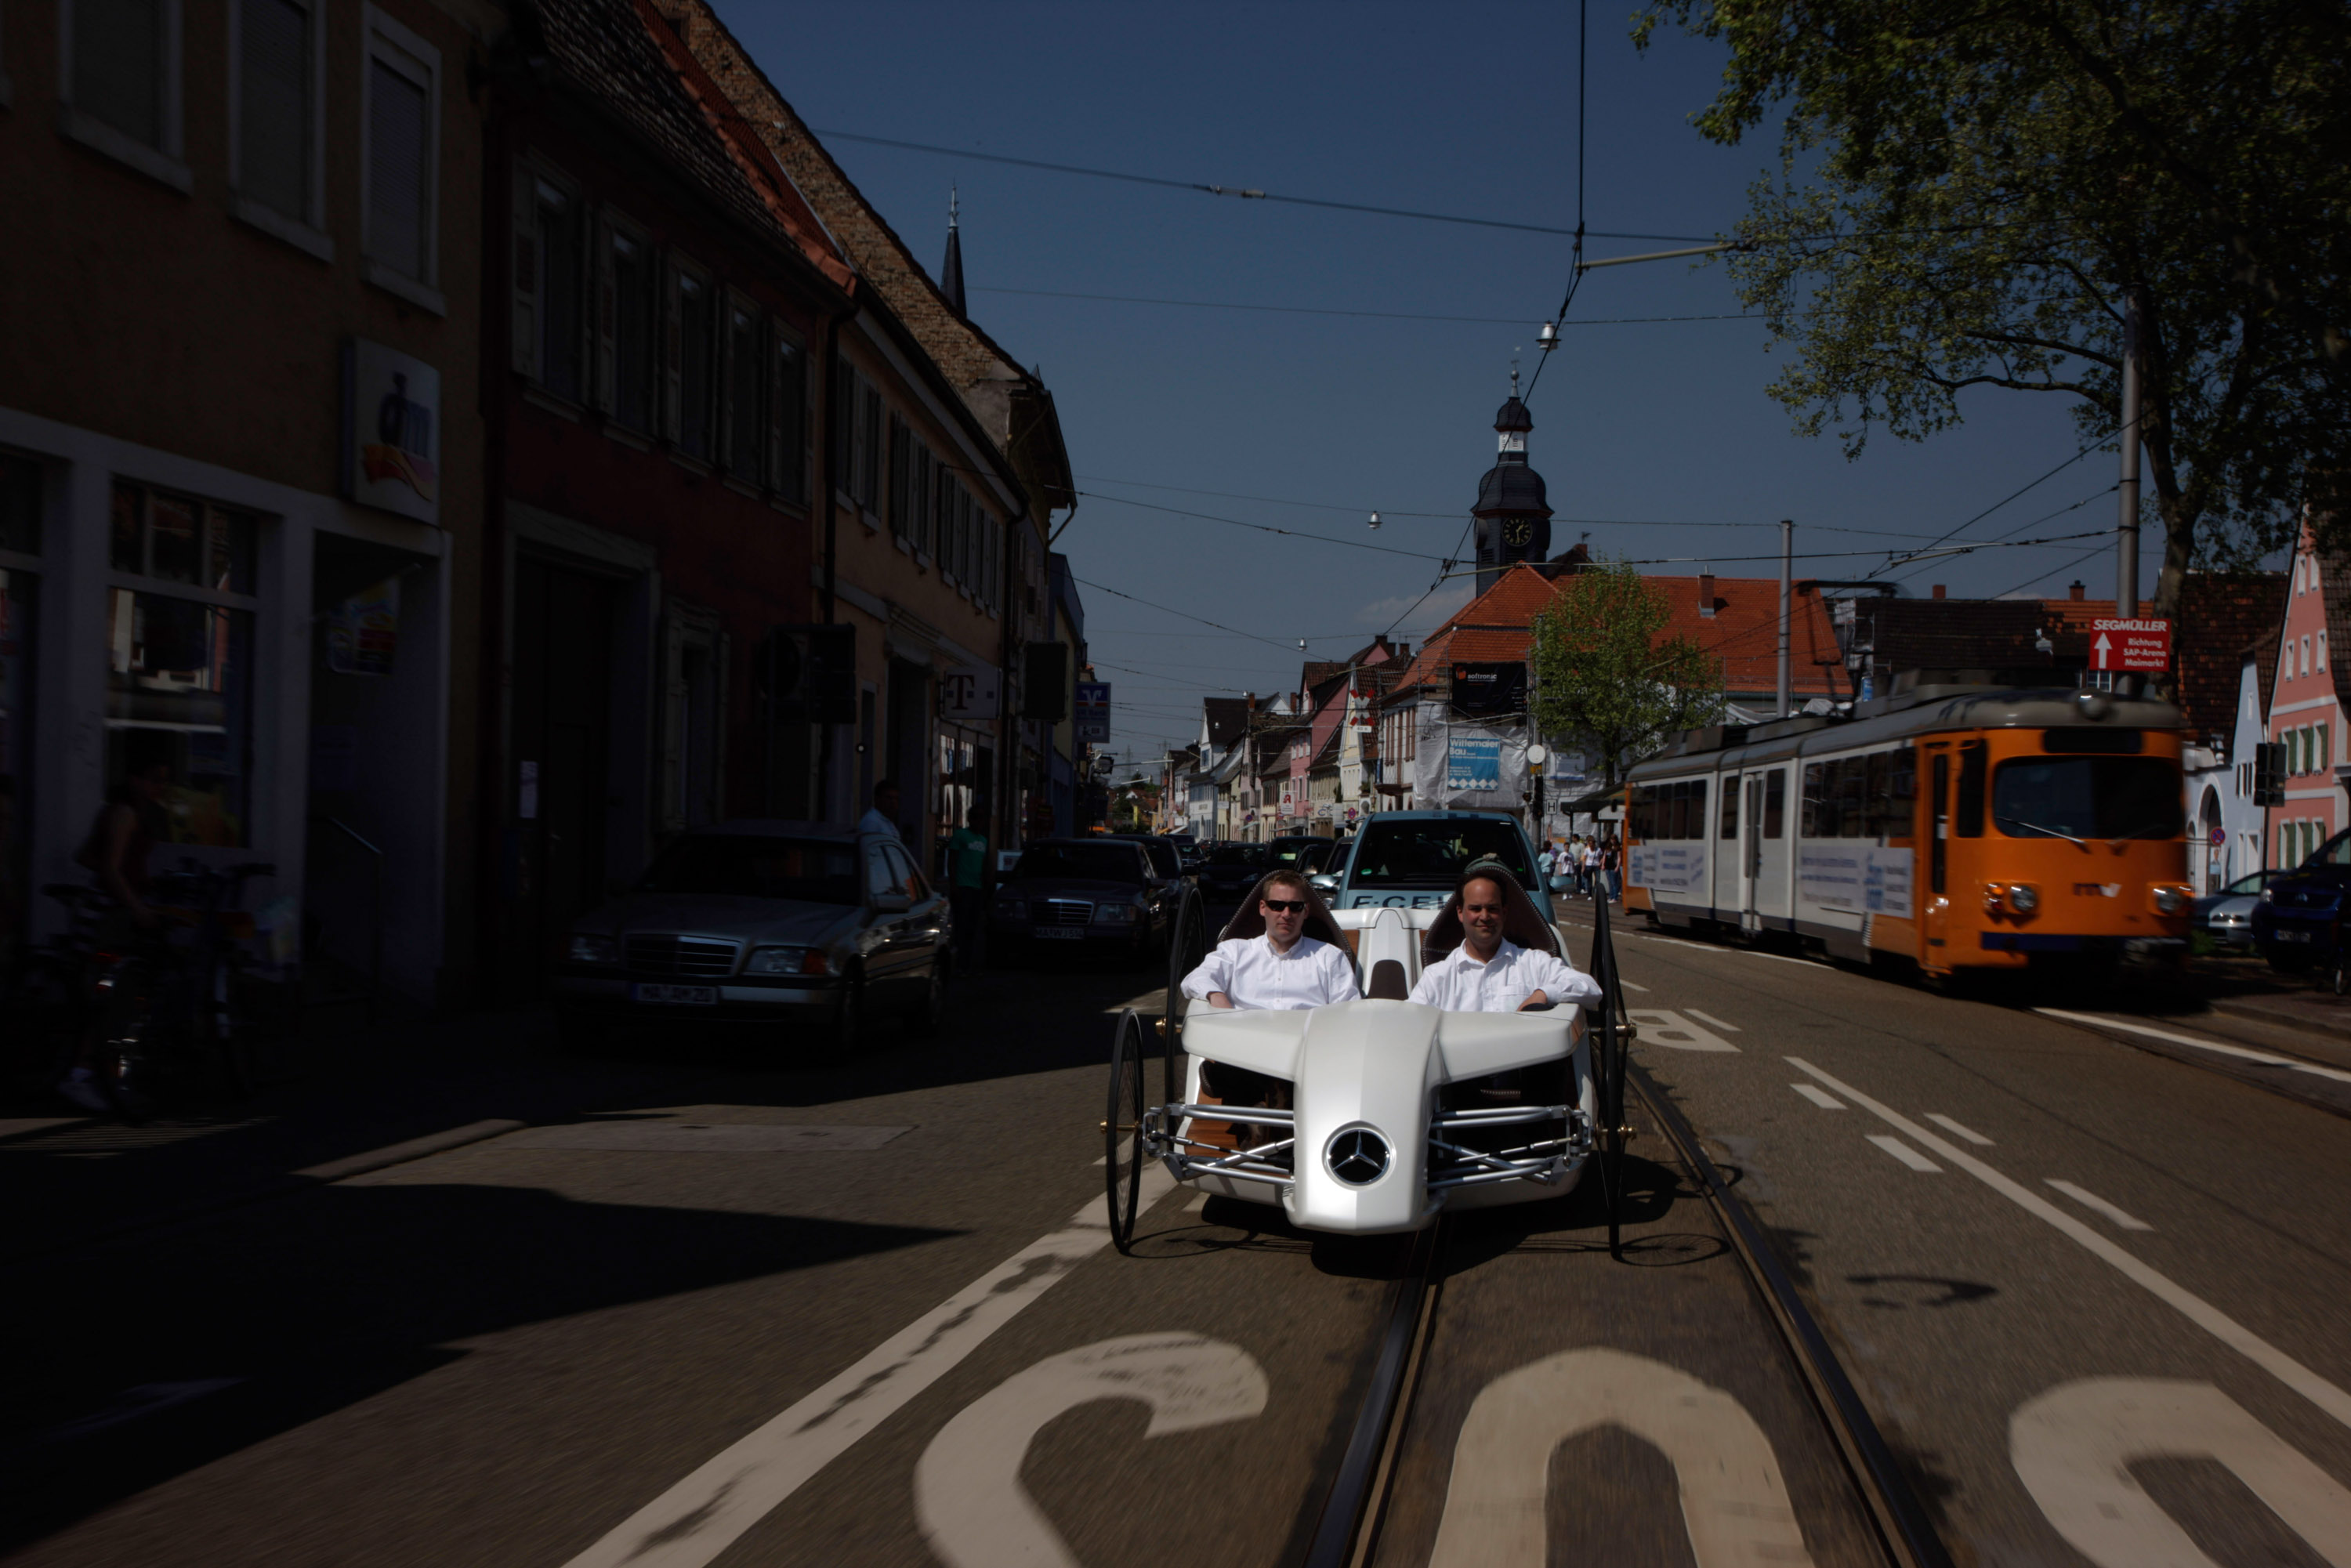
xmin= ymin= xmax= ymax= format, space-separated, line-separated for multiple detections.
xmin=1471 ymin=371 xmax=1553 ymax=596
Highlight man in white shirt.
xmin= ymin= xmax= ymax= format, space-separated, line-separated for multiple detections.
xmin=1411 ymin=871 xmax=1603 ymax=1012
xmin=1180 ymin=871 xmax=1359 ymax=1011
xmin=857 ymin=779 xmax=901 ymax=842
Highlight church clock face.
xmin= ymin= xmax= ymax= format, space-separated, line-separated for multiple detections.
xmin=1502 ymin=517 xmax=1534 ymax=549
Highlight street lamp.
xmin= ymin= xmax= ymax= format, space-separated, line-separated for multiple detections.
xmin=1367 ymin=511 xmax=1381 ymax=531
xmin=1537 ymin=321 xmax=1559 ymax=353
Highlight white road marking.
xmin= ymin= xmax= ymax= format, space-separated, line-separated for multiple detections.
xmin=1186 ymin=1193 xmax=1211 ymax=1211
xmin=2012 ymin=1378 xmax=2351 ymax=1567
xmin=1617 ymin=978 xmax=1651 ymax=993
xmin=2046 ymin=1179 xmax=2153 ymax=1232
xmin=1867 ymin=1134 xmax=1942 ymax=1173
xmin=1788 ymin=1056 xmax=2351 ymax=1432
xmin=1791 ymin=1085 xmax=1846 ymax=1110
xmin=503 ymin=1124 xmax=910 ymax=1153
xmin=1924 ymin=1113 xmax=1994 ymax=1146
xmin=915 ymin=1334 xmax=1266 ymax=1567
xmin=1628 ymin=1009 xmax=1739 ymax=1053
xmin=1682 ymin=1006 xmax=1741 ymax=1033
xmin=558 ymin=1166 xmax=1178 ymax=1568
xmin=2037 ymin=1009 xmax=2351 ymax=1086
xmin=1429 ymin=1346 xmax=1813 ymax=1568
xmin=1633 ymin=932 xmax=1821 ymax=967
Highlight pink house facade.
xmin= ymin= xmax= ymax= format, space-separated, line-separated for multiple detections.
xmin=2268 ymin=516 xmax=2346 ymax=868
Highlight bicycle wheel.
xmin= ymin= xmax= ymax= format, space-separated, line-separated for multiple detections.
xmin=1105 ymin=1009 xmax=1150 ymax=1254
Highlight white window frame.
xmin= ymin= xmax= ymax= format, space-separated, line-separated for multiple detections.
xmin=227 ymin=0 xmax=331 ymax=260
xmin=58 ymin=0 xmax=190 ymax=190
xmin=513 ymin=159 xmax=588 ymax=404
xmin=360 ymin=3 xmax=442 ymax=313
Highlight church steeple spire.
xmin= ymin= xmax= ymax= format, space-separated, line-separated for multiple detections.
xmin=939 ymin=186 xmax=965 ymax=317
xmin=1470 ymin=364 xmax=1552 ymax=595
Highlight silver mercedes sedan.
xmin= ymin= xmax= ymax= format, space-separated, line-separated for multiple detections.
xmin=552 ymin=820 xmax=947 ymax=1054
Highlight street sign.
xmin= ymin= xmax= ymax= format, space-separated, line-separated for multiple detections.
xmin=1075 ymin=681 xmax=1110 ymax=743
xmin=940 ymin=664 xmax=999 ymax=721
xmin=2088 ymin=617 xmax=2171 ymax=672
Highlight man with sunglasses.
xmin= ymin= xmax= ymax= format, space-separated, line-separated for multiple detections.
xmin=1410 ymin=869 xmax=1601 ymax=1012
xmin=1180 ymin=870 xmax=1359 ymax=1010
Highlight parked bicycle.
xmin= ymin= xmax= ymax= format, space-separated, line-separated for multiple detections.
xmin=2 ymin=882 xmax=116 ymax=1104
xmin=92 ymin=861 xmax=278 ymax=1114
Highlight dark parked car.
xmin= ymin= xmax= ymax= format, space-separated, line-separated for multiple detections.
xmin=1194 ymin=840 xmax=1269 ymax=903
xmin=2192 ymin=869 xmax=2273 ymax=952
xmin=989 ymin=838 xmax=1169 ymax=965
xmin=554 ymin=820 xmax=947 ymax=1053
xmin=1265 ymin=835 xmax=1329 ymax=870
xmin=2251 ymin=830 xmax=2351 ymax=985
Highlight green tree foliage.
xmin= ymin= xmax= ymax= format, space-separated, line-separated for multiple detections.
xmin=1636 ymin=0 xmax=2350 ymax=612
xmin=1531 ymin=561 xmax=1726 ymax=784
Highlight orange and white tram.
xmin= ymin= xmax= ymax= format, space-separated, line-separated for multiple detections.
xmin=1622 ymin=675 xmax=2193 ymax=976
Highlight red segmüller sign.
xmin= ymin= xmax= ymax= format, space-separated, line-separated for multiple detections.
xmin=2089 ymin=617 xmax=2172 ymax=672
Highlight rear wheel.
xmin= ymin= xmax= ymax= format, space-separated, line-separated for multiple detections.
xmin=1105 ymin=1009 xmax=1150 ymax=1253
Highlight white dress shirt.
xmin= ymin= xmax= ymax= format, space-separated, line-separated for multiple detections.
xmin=857 ymin=807 xmax=900 ymax=841
xmin=1180 ymin=934 xmax=1360 ymax=1011
xmin=1409 ymin=939 xmax=1603 ymax=1012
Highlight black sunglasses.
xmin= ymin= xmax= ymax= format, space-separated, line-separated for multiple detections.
xmin=1261 ymin=898 xmax=1307 ymax=913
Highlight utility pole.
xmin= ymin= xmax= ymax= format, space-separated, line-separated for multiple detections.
xmin=2117 ymin=288 xmax=2142 ymax=619
xmin=1777 ymin=519 xmax=1793 ymax=717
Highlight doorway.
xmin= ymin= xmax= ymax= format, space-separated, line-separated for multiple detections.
xmin=509 ymin=557 xmax=618 ymax=996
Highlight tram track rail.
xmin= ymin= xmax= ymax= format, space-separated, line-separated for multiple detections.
xmin=1291 ymin=1064 xmax=1956 ymax=1568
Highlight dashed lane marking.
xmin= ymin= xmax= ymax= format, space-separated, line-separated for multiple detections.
xmin=558 ymin=1166 xmax=1179 ymax=1568
xmin=1617 ymin=978 xmax=1650 ymax=993
xmin=2046 ymin=1179 xmax=2153 ymax=1233
xmin=1867 ymin=1134 xmax=1943 ymax=1173
xmin=1628 ymin=932 xmax=1824 ymax=966
xmin=1791 ymin=1084 xmax=1846 ymax=1110
xmin=1682 ymin=1006 xmax=1741 ymax=1034
xmin=1924 ymin=1113 xmax=1994 ymax=1146
xmin=2035 ymin=1009 xmax=2351 ymax=1086
xmin=1788 ymin=1056 xmax=2351 ymax=1432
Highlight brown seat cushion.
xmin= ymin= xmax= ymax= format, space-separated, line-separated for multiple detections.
xmin=1367 ymin=959 xmax=1410 ymax=1000
xmin=1422 ymin=860 xmax=1560 ymax=965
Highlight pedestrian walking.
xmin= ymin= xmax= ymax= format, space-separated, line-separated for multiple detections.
xmin=944 ymin=808 xmax=988 ymax=970
xmin=1582 ymin=837 xmax=1603 ymax=900
xmin=857 ymin=779 xmax=902 ymax=841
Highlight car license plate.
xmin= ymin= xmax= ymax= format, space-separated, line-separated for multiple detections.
xmin=632 ymin=983 xmax=719 ymax=1004
xmin=1034 ymin=927 xmax=1085 ymax=941
xmin=2277 ymin=929 xmax=2312 ymax=943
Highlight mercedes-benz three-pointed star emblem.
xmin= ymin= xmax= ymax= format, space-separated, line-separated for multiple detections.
xmin=1326 ymin=1128 xmax=1390 ymax=1186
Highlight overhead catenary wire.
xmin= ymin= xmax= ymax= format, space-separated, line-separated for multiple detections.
xmin=1077 ymin=492 xmax=1452 ymax=561
xmin=810 ymin=129 xmax=1712 ymax=243
xmin=976 ymin=287 xmax=1762 ymax=329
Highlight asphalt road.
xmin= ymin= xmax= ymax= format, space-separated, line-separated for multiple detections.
xmin=7 ymin=922 xmax=2350 ymax=1566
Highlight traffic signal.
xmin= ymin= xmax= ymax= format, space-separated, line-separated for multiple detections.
xmin=2254 ymin=741 xmax=2286 ymax=806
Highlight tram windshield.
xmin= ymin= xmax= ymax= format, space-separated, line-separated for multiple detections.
xmin=1991 ymin=757 xmax=2179 ymax=842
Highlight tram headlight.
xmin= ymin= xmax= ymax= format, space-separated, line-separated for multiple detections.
xmin=2152 ymin=885 xmax=2186 ymax=915
xmin=2006 ymin=883 xmax=2040 ymax=915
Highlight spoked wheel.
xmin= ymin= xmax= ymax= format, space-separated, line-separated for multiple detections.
xmin=1588 ymin=893 xmax=1634 ymax=1255
xmin=1105 ymin=1007 xmax=1151 ymax=1253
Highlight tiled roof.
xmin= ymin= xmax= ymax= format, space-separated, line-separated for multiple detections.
xmin=2172 ymin=573 xmax=2286 ymax=740
xmin=534 ymin=0 xmax=845 ymax=281
xmin=1202 ymin=697 xmax=1252 ymax=747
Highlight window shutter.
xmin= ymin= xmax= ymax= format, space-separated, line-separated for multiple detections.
xmin=861 ymin=385 xmax=882 ymax=507
xmin=510 ymin=161 xmax=538 ymax=374
xmin=661 ymin=252 xmax=683 ymax=444
xmin=592 ymin=214 xmax=617 ymax=413
xmin=831 ymin=358 xmax=853 ymax=494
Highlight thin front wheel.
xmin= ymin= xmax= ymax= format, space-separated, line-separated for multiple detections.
xmin=1105 ymin=1009 xmax=1149 ymax=1253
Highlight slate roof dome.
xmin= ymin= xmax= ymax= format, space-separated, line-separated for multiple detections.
xmin=1493 ymin=395 xmax=1533 ymax=434
xmin=1475 ymin=462 xmax=1552 ymax=517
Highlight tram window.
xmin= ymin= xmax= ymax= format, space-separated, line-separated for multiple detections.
xmin=1688 ymin=779 xmax=1706 ymax=839
xmin=1802 ymin=762 xmax=1825 ymax=837
xmin=1764 ymin=770 xmax=1786 ymax=838
xmin=1991 ymin=756 xmax=2178 ymax=841
xmin=1882 ymin=746 xmax=1918 ymax=841
xmin=1720 ymin=778 xmax=1739 ymax=839
xmin=1930 ymin=753 xmax=1950 ymax=894
xmin=1864 ymin=751 xmax=1889 ymax=838
xmin=2043 ymin=727 xmax=2143 ymax=754
xmin=1836 ymin=756 xmax=1866 ymax=838
xmin=1956 ymin=741 xmax=1987 ymax=837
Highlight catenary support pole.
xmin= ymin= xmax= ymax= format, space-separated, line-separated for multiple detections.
xmin=1777 ymin=519 xmax=1792 ymax=717
xmin=2117 ymin=289 xmax=2142 ymax=619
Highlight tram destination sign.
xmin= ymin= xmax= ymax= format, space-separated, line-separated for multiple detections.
xmin=2088 ymin=617 xmax=2171 ymax=672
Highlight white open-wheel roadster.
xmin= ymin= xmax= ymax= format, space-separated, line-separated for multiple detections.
xmin=1104 ymin=864 xmax=1635 ymax=1248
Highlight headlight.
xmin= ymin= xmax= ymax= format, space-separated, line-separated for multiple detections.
xmin=2260 ymin=887 xmax=2276 ymax=904
xmin=2153 ymin=886 xmax=2185 ymax=914
xmin=2007 ymin=884 xmax=2039 ymax=914
xmin=746 ymin=946 xmax=830 ymax=976
xmin=568 ymin=934 xmax=617 ymax=965
xmin=1096 ymin=902 xmax=1139 ymax=923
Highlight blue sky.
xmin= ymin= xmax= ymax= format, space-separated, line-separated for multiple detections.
xmin=714 ymin=2 xmax=2150 ymax=765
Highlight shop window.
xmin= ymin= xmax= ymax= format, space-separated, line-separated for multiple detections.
xmin=769 ymin=331 xmax=807 ymax=502
xmin=233 ymin=0 xmax=324 ymax=238
xmin=723 ymin=299 xmax=763 ymax=483
xmin=363 ymin=7 xmax=439 ymax=298
xmin=607 ymin=223 xmax=654 ymax=431
xmin=105 ymin=482 xmax=259 ymax=847
xmin=675 ymin=266 xmax=715 ymax=460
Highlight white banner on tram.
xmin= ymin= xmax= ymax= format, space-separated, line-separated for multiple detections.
xmin=1799 ymin=845 xmax=1913 ymax=916
xmin=1630 ymin=843 xmax=1708 ymax=893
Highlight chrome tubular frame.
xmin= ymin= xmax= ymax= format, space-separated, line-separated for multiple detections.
xmin=1144 ymin=1099 xmax=1595 ymax=1200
